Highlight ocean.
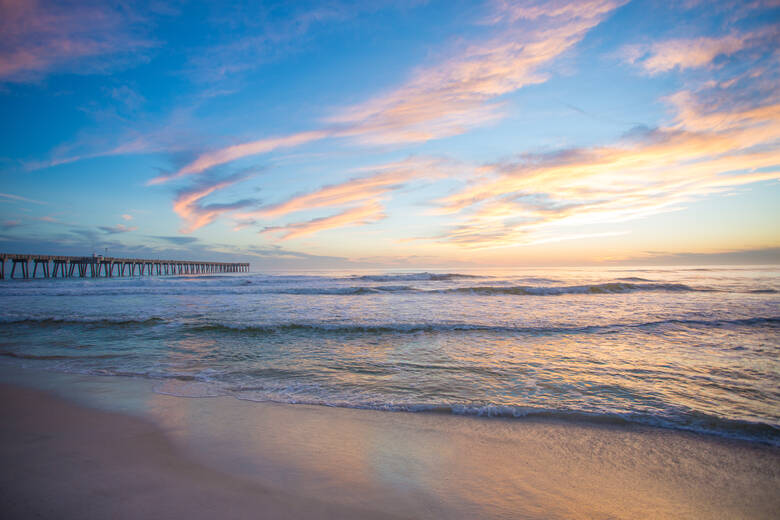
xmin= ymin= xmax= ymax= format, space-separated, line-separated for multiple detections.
xmin=1 ymin=266 xmax=778 ymax=445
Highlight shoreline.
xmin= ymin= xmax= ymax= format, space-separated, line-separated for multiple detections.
xmin=3 ymin=359 xmax=778 ymax=447
xmin=1 ymin=367 xmax=779 ymax=519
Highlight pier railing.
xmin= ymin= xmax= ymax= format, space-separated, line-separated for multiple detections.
xmin=0 ymin=254 xmax=249 ymax=280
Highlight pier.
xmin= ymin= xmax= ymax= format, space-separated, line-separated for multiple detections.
xmin=0 ymin=254 xmax=249 ymax=280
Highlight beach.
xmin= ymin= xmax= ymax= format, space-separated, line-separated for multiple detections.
xmin=1 ymin=267 xmax=778 ymax=518
xmin=1 ymin=369 xmax=779 ymax=519
xmin=0 ymin=381 xmax=398 ymax=520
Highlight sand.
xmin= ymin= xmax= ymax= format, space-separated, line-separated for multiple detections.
xmin=0 ymin=383 xmax=399 ymax=520
xmin=0 ymin=371 xmax=779 ymax=519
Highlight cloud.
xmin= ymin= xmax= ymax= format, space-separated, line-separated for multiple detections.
xmin=487 ymin=0 xmax=621 ymax=22
xmin=69 ymin=228 xmax=101 ymax=241
xmin=26 ymin=102 xmax=205 ymax=172
xmin=99 ymin=224 xmax=138 ymax=234
xmin=150 ymin=235 xmax=200 ymax=245
xmin=2 ymin=219 xmax=21 ymax=229
xmin=260 ymin=201 xmax=386 ymax=240
xmin=234 ymin=157 xmax=446 ymax=226
xmin=0 ymin=192 xmax=47 ymax=205
xmin=0 ymin=0 xmax=155 ymax=82
xmin=149 ymin=130 xmax=329 ymax=184
xmin=247 ymin=244 xmax=346 ymax=261
xmin=172 ymin=172 xmax=258 ymax=233
xmin=426 ymin=17 xmax=780 ymax=249
xmin=328 ymin=0 xmax=625 ymax=146
xmin=612 ymin=247 xmax=780 ymax=266
xmin=622 ymin=35 xmax=747 ymax=74
xmin=432 ymin=92 xmax=780 ymax=248
xmin=158 ymin=0 xmax=622 ymax=181
xmin=185 ymin=1 xmax=420 ymax=84
xmin=621 ymin=25 xmax=778 ymax=76
xmin=108 ymin=85 xmax=146 ymax=111
xmin=121 ymin=214 xmax=133 ymax=221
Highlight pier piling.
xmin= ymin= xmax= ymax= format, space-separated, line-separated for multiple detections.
xmin=0 ymin=254 xmax=249 ymax=280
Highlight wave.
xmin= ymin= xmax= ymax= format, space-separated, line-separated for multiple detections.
xmin=185 ymin=316 xmax=780 ymax=335
xmin=513 ymin=277 xmax=562 ymax=284
xmin=252 ymin=400 xmax=778 ymax=446
xmin=352 ymin=272 xmax=483 ymax=281
xmin=142 ymin=374 xmax=780 ymax=445
xmin=439 ymin=282 xmax=698 ymax=295
xmin=13 ymin=363 xmax=771 ymax=445
xmin=0 ymin=282 xmax=708 ymax=297
xmin=3 ymin=316 xmax=777 ymax=334
xmin=0 ymin=351 xmax=126 ymax=360
xmin=0 ymin=317 xmax=166 ymax=327
xmin=3 ymin=352 xmax=777 ymax=446
xmin=275 ymin=285 xmax=415 ymax=294
xmin=4 ymin=279 xmax=776 ymax=297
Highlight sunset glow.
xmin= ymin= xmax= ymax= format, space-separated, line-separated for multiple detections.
xmin=2 ymin=0 xmax=778 ymax=267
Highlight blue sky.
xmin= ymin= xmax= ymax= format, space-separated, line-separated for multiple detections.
xmin=1 ymin=0 xmax=778 ymax=268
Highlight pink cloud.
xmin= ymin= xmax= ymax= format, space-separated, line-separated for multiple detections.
xmin=326 ymin=0 xmax=623 ymax=145
xmin=160 ymin=0 xmax=622 ymax=181
xmin=0 ymin=0 xmax=154 ymax=82
xmin=2 ymin=219 xmax=22 ymax=229
xmin=622 ymin=35 xmax=747 ymax=75
xmin=99 ymin=224 xmax=138 ymax=234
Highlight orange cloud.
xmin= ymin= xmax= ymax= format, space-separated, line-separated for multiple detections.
xmin=172 ymin=174 xmax=256 ymax=233
xmin=260 ymin=201 xmax=386 ymax=240
xmin=433 ymin=89 xmax=780 ymax=248
xmin=232 ymin=158 xmax=451 ymax=237
xmin=235 ymin=158 xmax=446 ymax=223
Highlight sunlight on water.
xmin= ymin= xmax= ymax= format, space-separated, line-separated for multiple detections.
xmin=1 ymin=266 xmax=778 ymax=444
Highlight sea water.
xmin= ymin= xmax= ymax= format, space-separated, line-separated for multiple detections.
xmin=1 ymin=266 xmax=777 ymax=444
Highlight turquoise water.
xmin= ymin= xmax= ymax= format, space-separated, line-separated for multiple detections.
xmin=1 ymin=266 xmax=778 ymax=444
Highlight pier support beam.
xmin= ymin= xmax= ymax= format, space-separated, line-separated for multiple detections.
xmin=0 ymin=254 xmax=248 ymax=280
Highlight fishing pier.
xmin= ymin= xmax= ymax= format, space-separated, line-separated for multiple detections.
xmin=0 ymin=254 xmax=249 ymax=280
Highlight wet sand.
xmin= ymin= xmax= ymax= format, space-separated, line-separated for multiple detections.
xmin=0 ymin=383 xmax=401 ymax=519
xmin=0 ymin=372 xmax=779 ymax=519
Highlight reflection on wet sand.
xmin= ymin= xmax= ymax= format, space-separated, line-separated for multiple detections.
xmin=142 ymin=384 xmax=779 ymax=519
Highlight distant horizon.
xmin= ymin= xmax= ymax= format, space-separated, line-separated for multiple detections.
xmin=2 ymin=247 xmax=779 ymax=270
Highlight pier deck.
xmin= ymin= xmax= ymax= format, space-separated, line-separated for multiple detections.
xmin=0 ymin=254 xmax=249 ymax=280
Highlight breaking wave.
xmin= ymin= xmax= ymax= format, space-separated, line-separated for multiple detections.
xmin=352 ymin=272 xmax=483 ymax=281
xmin=439 ymin=282 xmax=698 ymax=295
xmin=4 ymin=316 xmax=776 ymax=334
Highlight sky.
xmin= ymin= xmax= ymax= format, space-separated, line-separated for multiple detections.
xmin=1 ymin=0 xmax=778 ymax=269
